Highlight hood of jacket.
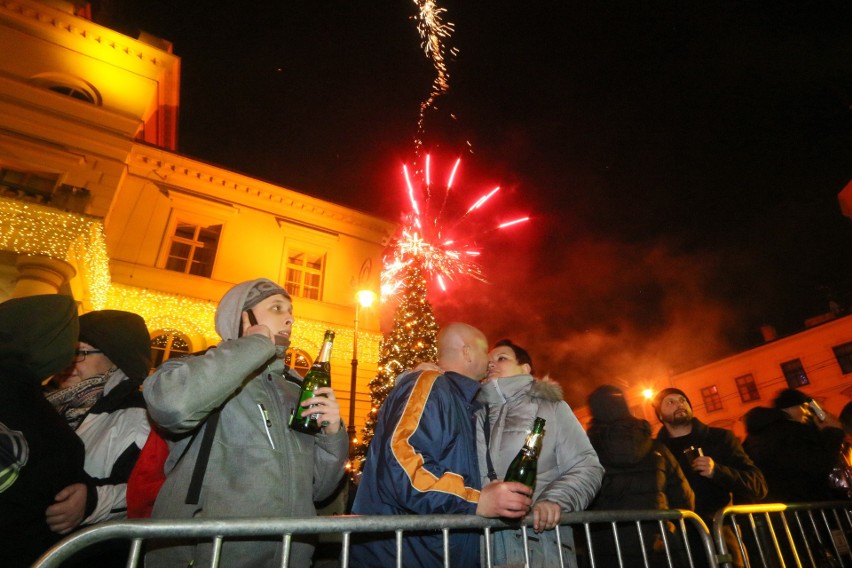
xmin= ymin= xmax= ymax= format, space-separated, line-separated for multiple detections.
xmin=215 ymin=278 xmax=274 ymax=341
xmin=588 ymin=416 xmax=654 ymax=467
xmin=744 ymin=406 xmax=786 ymax=434
xmin=0 ymin=294 xmax=78 ymax=381
xmin=477 ymin=374 xmax=563 ymax=405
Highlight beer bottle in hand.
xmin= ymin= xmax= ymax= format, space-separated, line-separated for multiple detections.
xmin=290 ymin=329 xmax=335 ymax=434
xmin=504 ymin=417 xmax=546 ymax=490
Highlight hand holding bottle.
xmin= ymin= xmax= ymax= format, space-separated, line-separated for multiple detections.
xmin=298 ymin=386 xmax=341 ymax=434
xmin=475 ymin=480 xmax=532 ymax=518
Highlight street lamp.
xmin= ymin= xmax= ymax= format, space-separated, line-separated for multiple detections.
xmin=348 ymin=289 xmax=375 ymax=452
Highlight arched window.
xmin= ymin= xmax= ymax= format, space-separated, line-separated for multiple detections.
xmin=150 ymin=330 xmax=192 ymax=369
xmin=285 ymin=348 xmax=312 ymax=378
xmin=30 ymin=73 xmax=101 ymax=105
xmin=48 ymin=84 xmax=95 ymax=104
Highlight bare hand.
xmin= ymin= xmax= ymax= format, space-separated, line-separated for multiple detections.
xmin=241 ymin=311 xmax=274 ymax=342
xmin=301 ymin=386 xmax=341 ymax=434
xmin=532 ymin=500 xmax=562 ymax=532
xmin=692 ymin=455 xmax=716 ymax=478
xmin=46 ymin=483 xmax=87 ymax=534
xmin=476 ymin=481 xmax=532 ymax=518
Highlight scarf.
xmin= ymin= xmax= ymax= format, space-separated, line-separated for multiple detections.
xmin=46 ymin=369 xmax=114 ymax=430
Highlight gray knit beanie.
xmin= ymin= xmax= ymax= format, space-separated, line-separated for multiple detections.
xmin=243 ymin=280 xmax=290 ymax=311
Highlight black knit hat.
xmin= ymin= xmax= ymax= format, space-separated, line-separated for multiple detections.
xmin=652 ymin=387 xmax=691 ymax=420
xmin=772 ymin=388 xmax=810 ymax=409
xmin=79 ymin=310 xmax=151 ymax=380
xmin=588 ymin=385 xmax=631 ymax=422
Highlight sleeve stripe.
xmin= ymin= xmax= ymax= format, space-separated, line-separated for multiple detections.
xmin=390 ymin=371 xmax=480 ymax=503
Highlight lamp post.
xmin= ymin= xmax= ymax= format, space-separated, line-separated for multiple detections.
xmin=348 ymin=290 xmax=375 ymax=453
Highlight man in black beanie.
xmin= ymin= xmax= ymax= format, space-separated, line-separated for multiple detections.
xmin=743 ymin=388 xmax=845 ymax=502
xmin=0 ymin=295 xmax=91 ymax=568
xmin=653 ymin=387 xmax=767 ymax=567
xmin=45 ymin=310 xmax=152 ymax=536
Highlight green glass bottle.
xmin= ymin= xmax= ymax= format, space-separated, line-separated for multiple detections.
xmin=504 ymin=417 xmax=546 ymax=489
xmin=290 ymin=330 xmax=335 ymax=434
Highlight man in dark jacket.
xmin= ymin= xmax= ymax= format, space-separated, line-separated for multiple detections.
xmin=743 ymin=388 xmax=845 ymax=503
xmin=351 ymin=323 xmax=533 ymax=568
xmin=653 ymin=388 xmax=767 ymax=567
xmin=588 ymin=385 xmax=694 ymax=568
xmin=0 ymin=295 xmax=93 ymax=568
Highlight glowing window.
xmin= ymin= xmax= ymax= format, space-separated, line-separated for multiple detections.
xmin=165 ymin=221 xmax=222 ymax=278
xmin=285 ymin=250 xmax=324 ymax=300
xmin=701 ymin=385 xmax=723 ymax=413
xmin=832 ymin=342 xmax=852 ymax=374
xmin=150 ymin=331 xmax=192 ymax=370
xmin=735 ymin=374 xmax=760 ymax=402
xmin=285 ymin=348 xmax=312 ymax=378
xmin=781 ymin=359 xmax=809 ymax=387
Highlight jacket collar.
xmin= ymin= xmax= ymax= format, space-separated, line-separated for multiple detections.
xmin=477 ymin=374 xmax=534 ymax=404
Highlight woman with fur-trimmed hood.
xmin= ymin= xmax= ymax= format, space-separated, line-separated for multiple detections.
xmin=476 ymin=339 xmax=603 ymax=568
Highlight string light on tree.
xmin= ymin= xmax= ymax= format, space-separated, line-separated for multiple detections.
xmin=350 ymin=263 xmax=438 ymax=477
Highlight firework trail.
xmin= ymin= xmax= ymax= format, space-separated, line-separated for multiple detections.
xmin=412 ymin=0 xmax=457 ymax=158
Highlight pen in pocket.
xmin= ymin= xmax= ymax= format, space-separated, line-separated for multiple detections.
xmin=258 ymin=403 xmax=275 ymax=449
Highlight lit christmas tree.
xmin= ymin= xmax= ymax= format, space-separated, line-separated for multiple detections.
xmin=350 ymin=262 xmax=438 ymax=475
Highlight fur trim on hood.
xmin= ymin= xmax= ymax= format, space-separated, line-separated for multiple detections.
xmin=529 ymin=375 xmax=563 ymax=402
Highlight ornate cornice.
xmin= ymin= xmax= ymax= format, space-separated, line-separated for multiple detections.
xmin=0 ymin=0 xmax=177 ymax=71
xmin=129 ymin=146 xmax=396 ymax=240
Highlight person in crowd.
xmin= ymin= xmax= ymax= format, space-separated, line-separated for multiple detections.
xmin=0 ymin=295 xmax=92 ymax=568
xmin=586 ymin=385 xmax=694 ymax=568
xmin=351 ymin=323 xmax=533 ymax=568
xmin=832 ymin=402 xmax=852 ymax=499
xmin=477 ymin=339 xmax=603 ymax=568
xmin=653 ymin=388 xmax=767 ymax=567
xmin=743 ymin=388 xmax=845 ymax=503
xmin=144 ymin=278 xmax=348 ymax=568
xmin=45 ymin=310 xmax=152 ymax=533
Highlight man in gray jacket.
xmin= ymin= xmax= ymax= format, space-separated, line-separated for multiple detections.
xmin=144 ymin=278 xmax=348 ymax=568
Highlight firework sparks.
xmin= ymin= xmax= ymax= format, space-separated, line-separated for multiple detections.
xmin=412 ymin=0 xmax=457 ymax=157
xmin=382 ymin=156 xmax=529 ymax=299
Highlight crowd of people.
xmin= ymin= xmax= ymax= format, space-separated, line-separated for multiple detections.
xmin=1 ymin=281 xmax=851 ymax=568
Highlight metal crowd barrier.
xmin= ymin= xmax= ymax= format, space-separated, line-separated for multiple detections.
xmin=712 ymin=501 xmax=852 ymax=568
xmin=34 ymin=509 xmax=717 ymax=568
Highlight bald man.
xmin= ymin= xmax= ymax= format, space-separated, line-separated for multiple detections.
xmin=351 ymin=323 xmax=532 ymax=568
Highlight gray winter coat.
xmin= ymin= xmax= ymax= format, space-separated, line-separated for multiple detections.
xmin=144 ymin=279 xmax=348 ymax=568
xmin=476 ymin=375 xmax=604 ymax=568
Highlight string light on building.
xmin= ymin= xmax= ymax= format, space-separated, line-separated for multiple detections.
xmin=0 ymin=197 xmax=111 ymax=308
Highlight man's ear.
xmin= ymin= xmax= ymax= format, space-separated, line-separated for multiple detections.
xmin=462 ymin=344 xmax=471 ymax=362
xmin=522 ymin=363 xmax=531 ymax=375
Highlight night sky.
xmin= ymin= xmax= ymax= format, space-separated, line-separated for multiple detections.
xmin=99 ymin=1 xmax=852 ymax=405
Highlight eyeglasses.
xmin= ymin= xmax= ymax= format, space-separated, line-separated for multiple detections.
xmin=74 ymin=349 xmax=103 ymax=362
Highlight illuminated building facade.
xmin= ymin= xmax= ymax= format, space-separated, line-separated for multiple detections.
xmin=574 ymin=313 xmax=852 ymax=440
xmin=0 ymin=0 xmax=395 ymax=435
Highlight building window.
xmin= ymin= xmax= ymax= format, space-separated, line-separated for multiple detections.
xmin=150 ymin=331 xmax=192 ymax=369
xmin=48 ymin=84 xmax=96 ymax=104
xmin=701 ymin=385 xmax=723 ymax=413
xmin=0 ymin=168 xmax=59 ymax=202
xmin=735 ymin=374 xmax=760 ymax=402
xmin=165 ymin=221 xmax=222 ymax=277
xmin=781 ymin=358 xmax=809 ymax=387
xmin=285 ymin=348 xmax=312 ymax=378
xmin=285 ymin=250 xmax=324 ymax=300
xmin=833 ymin=342 xmax=852 ymax=374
